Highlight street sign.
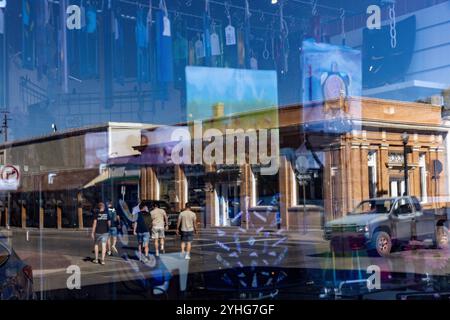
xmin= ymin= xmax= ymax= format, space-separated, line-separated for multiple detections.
xmin=0 ymin=165 xmax=20 ymax=190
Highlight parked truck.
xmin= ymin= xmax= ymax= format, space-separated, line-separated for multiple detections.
xmin=324 ymin=196 xmax=449 ymax=257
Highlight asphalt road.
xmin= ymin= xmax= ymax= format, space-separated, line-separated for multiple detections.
xmin=4 ymin=227 xmax=450 ymax=299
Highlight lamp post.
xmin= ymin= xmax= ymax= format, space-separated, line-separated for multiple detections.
xmin=401 ymin=132 xmax=409 ymax=196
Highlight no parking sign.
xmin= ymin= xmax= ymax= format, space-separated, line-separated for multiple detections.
xmin=0 ymin=165 xmax=20 ymax=190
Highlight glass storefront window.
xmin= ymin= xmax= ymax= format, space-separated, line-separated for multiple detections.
xmin=252 ymin=166 xmax=279 ymax=207
xmin=2 ymin=0 xmax=450 ymax=304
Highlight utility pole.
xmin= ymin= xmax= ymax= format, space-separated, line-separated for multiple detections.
xmin=0 ymin=111 xmax=10 ymax=142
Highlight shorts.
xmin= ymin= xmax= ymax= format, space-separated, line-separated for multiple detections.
xmin=137 ymin=232 xmax=150 ymax=246
xmin=96 ymin=233 xmax=109 ymax=244
xmin=152 ymin=227 xmax=165 ymax=239
xmin=180 ymin=231 xmax=194 ymax=243
xmin=109 ymin=227 xmax=118 ymax=237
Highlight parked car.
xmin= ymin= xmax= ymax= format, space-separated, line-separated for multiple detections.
xmin=324 ymin=196 xmax=449 ymax=257
xmin=0 ymin=233 xmax=34 ymax=300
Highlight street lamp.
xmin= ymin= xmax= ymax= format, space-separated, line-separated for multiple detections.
xmin=401 ymin=132 xmax=410 ymax=196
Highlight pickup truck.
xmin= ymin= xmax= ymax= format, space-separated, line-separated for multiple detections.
xmin=324 ymin=196 xmax=449 ymax=257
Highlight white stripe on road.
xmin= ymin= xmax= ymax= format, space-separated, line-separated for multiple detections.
xmin=192 ymin=238 xmax=278 ymax=248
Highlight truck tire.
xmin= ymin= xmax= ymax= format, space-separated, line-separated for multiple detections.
xmin=434 ymin=226 xmax=449 ymax=249
xmin=369 ymin=231 xmax=392 ymax=257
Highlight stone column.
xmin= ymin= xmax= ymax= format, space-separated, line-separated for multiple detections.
xmin=139 ymin=166 xmax=158 ymax=200
xmin=4 ymin=206 xmax=8 ymax=229
xmin=21 ymin=202 xmax=26 ymax=229
xmin=278 ymin=156 xmax=292 ymax=230
xmin=204 ymin=164 xmax=216 ymax=227
xmin=240 ymin=164 xmax=253 ymax=230
xmin=411 ymin=146 xmax=421 ymax=198
xmin=174 ymin=165 xmax=187 ymax=212
xmin=56 ymin=205 xmax=62 ymax=229
xmin=426 ymin=149 xmax=435 ymax=207
xmin=436 ymin=146 xmax=447 ymax=206
xmin=360 ymin=142 xmax=370 ymax=201
xmin=338 ymin=144 xmax=348 ymax=217
xmin=350 ymin=142 xmax=362 ymax=209
xmin=139 ymin=166 xmax=147 ymax=200
xmin=323 ymin=148 xmax=332 ymax=223
xmin=378 ymin=143 xmax=389 ymax=197
xmin=39 ymin=205 xmax=44 ymax=229
xmin=77 ymin=192 xmax=83 ymax=229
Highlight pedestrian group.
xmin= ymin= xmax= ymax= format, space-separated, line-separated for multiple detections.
xmin=91 ymin=200 xmax=198 ymax=265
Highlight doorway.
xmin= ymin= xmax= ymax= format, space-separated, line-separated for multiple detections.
xmin=390 ymin=178 xmax=406 ymax=197
xmin=216 ymin=183 xmax=241 ymax=227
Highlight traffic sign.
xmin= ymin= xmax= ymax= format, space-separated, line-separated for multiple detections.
xmin=0 ymin=165 xmax=20 ymax=190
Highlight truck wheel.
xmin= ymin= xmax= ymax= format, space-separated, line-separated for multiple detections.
xmin=434 ymin=226 xmax=449 ymax=249
xmin=369 ymin=232 xmax=392 ymax=257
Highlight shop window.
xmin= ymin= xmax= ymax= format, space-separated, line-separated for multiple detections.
xmin=419 ymin=153 xmax=428 ymax=203
xmin=185 ymin=165 xmax=206 ymax=207
xmin=368 ymin=151 xmax=377 ymax=198
xmin=252 ymin=166 xmax=279 ymax=207
xmin=292 ymin=149 xmax=324 ymax=207
xmin=156 ymin=166 xmax=176 ymax=204
xmin=294 ymin=170 xmax=323 ymax=206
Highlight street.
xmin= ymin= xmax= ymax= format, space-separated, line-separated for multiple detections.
xmin=4 ymin=227 xmax=450 ymax=300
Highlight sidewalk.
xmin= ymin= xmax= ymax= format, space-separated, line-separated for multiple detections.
xmin=198 ymin=226 xmax=326 ymax=243
xmin=3 ymin=225 xmax=326 ymax=242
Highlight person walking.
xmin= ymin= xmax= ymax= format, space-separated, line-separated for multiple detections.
xmin=150 ymin=202 xmax=168 ymax=257
xmin=107 ymin=201 xmax=120 ymax=256
xmin=176 ymin=203 xmax=197 ymax=260
xmin=91 ymin=202 xmax=109 ymax=265
xmin=133 ymin=203 xmax=151 ymax=263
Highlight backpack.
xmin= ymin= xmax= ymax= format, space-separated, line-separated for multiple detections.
xmin=142 ymin=211 xmax=152 ymax=230
xmin=108 ymin=208 xmax=118 ymax=227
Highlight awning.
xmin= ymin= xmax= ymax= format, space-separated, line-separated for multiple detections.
xmin=16 ymin=169 xmax=100 ymax=193
xmin=82 ymin=167 xmax=140 ymax=189
xmin=83 ymin=170 xmax=109 ymax=189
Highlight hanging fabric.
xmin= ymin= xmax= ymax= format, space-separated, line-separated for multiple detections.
xmin=243 ymin=0 xmax=252 ymax=69
xmin=155 ymin=0 xmax=174 ymax=99
xmin=223 ymin=2 xmax=237 ymax=68
xmin=0 ymin=8 xmax=3 ymax=35
xmin=22 ymin=0 xmax=35 ymax=70
xmin=44 ymin=0 xmax=51 ymax=25
xmin=36 ymin=0 xmax=49 ymax=79
xmin=86 ymin=3 xmax=97 ymax=34
xmin=203 ymin=0 xmax=212 ymax=66
xmin=195 ymin=33 xmax=205 ymax=62
xmin=79 ymin=1 xmax=99 ymax=79
xmin=188 ymin=40 xmax=196 ymax=66
xmin=58 ymin=0 xmax=69 ymax=93
xmin=279 ymin=1 xmax=289 ymax=74
xmin=113 ymin=2 xmax=125 ymax=85
xmin=340 ymin=8 xmax=346 ymax=46
xmin=210 ymin=24 xmax=221 ymax=56
xmin=136 ymin=5 xmax=150 ymax=83
xmin=173 ymin=14 xmax=189 ymax=88
xmin=224 ymin=2 xmax=236 ymax=46
xmin=102 ymin=0 xmax=114 ymax=110
xmin=147 ymin=0 xmax=157 ymax=85
xmin=237 ymin=29 xmax=245 ymax=68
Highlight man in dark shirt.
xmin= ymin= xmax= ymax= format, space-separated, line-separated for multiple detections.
xmin=133 ymin=203 xmax=150 ymax=263
xmin=91 ymin=202 xmax=110 ymax=265
xmin=107 ymin=201 xmax=120 ymax=256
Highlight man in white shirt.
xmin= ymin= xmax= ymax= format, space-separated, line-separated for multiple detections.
xmin=150 ymin=202 xmax=168 ymax=257
xmin=176 ymin=202 xmax=198 ymax=260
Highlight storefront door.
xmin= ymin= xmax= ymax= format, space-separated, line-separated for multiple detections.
xmin=390 ymin=179 xmax=406 ymax=197
xmin=216 ymin=183 xmax=241 ymax=227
